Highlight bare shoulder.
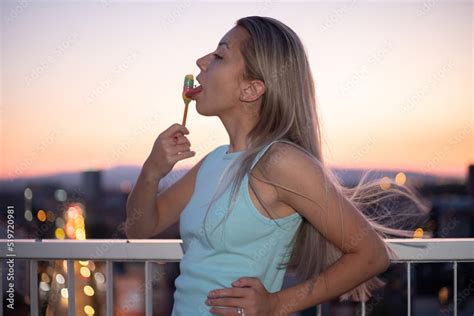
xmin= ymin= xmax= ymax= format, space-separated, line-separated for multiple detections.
xmin=252 ymin=141 xmax=328 ymax=208
xmin=255 ymin=141 xmax=324 ymax=179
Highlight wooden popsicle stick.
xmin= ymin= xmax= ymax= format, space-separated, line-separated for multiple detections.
xmin=182 ymin=101 xmax=189 ymax=126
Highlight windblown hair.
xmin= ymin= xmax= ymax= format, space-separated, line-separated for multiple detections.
xmin=199 ymin=16 xmax=431 ymax=304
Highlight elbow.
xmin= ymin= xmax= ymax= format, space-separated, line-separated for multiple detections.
xmin=124 ymin=223 xmax=154 ymax=239
xmin=378 ymin=253 xmax=391 ymax=273
xmin=124 ymin=225 xmax=136 ymax=239
xmin=123 ymin=220 xmax=145 ymax=239
xmin=125 ymin=228 xmax=147 ymax=239
xmin=370 ymin=247 xmax=391 ymax=274
xmin=372 ymin=237 xmax=392 ymax=273
xmin=125 ymin=226 xmax=150 ymax=239
xmin=380 ymin=242 xmax=392 ymax=272
xmin=363 ymin=242 xmax=391 ymax=275
xmin=123 ymin=216 xmax=135 ymax=239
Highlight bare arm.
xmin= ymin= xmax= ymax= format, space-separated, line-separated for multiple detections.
xmin=263 ymin=143 xmax=391 ymax=313
xmin=148 ymin=156 xmax=205 ymax=237
xmin=124 ymin=162 xmax=163 ymax=239
xmin=124 ymin=123 xmax=196 ymax=239
xmin=124 ymin=156 xmax=205 ymax=239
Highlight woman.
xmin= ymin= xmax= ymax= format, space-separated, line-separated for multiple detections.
xmin=125 ymin=16 xmax=430 ymax=316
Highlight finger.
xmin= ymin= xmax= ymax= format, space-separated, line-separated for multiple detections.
xmin=208 ymin=287 xmax=248 ymax=298
xmin=171 ymin=133 xmax=192 ymax=146
xmin=171 ymin=132 xmax=183 ymax=143
xmin=173 ymin=134 xmax=191 ymax=146
xmin=170 ymin=149 xmax=195 ymax=161
xmin=168 ymin=143 xmax=191 ymax=156
xmin=162 ymin=123 xmax=189 ymax=138
xmin=232 ymin=277 xmax=261 ymax=289
xmin=206 ymin=296 xmax=243 ymax=308
xmin=209 ymin=307 xmax=237 ymax=315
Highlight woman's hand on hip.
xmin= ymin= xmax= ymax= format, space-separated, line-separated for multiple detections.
xmin=205 ymin=277 xmax=281 ymax=315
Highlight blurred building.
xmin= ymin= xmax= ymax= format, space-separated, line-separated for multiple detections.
xmin=81 ymin=170 xmax=103 ymax=201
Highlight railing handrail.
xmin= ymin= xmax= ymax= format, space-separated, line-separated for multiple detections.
xmin=1 ymin=238 xmax=473 ymax=262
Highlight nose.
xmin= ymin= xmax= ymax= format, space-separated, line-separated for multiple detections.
xmin=196 ymin=53 xmax=211 ymax=72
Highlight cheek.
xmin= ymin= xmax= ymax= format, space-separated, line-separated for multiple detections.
xmin=206 ymin=65 xmax=242 ymax=104
xmin=208 ymin=80 xmax=239 ymax=105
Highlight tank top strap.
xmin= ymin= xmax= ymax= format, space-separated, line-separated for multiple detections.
xmin=250 ymin=139 xmax=285 ymax=170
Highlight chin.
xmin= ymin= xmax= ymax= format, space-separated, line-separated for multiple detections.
xmin=195 ymin=100 xmax=213 ymax=116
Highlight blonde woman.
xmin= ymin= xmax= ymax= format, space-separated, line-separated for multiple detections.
xmin=125 ymin=16 xmax=430 ymax=316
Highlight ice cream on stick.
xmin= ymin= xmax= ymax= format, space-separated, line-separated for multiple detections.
xmin=181 ymin=74 xmax=204 ymax=127
xmin=185 ymin=85 xmax=203 ymax=100
xmin=181 ymin=74 xmax=194 ymax=127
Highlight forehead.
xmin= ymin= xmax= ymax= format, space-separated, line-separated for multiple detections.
xmin=218 ymin=26 xmax=248 ymax=50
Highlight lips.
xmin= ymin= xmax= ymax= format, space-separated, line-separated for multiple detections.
xmin=185 ymin=85 xmax=203 ymax=100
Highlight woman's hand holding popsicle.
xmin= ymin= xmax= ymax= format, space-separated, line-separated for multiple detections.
xmin=143 ymin=123 xmax=195 ymax=179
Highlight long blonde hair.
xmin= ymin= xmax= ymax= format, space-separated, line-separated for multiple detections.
xmin=198 ymin=16 xmax=431 ymax=304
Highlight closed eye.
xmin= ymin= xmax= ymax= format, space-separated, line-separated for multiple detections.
xmin=213 ymin=53 xmax=223 ymax=60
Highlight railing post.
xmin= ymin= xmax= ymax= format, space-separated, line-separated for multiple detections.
xmin=145 ymin=261 xmax=153 ymax=316
xmin=67 ymin=260 xmax=75 ymax=316
xmin=30 ymin=259 xmax=38 ymax=316
xmin=407 ymin=261 xmax=411 ymax=316
xmin=0 ymin=263 xmax=3 ymax=314
xmin=453 ymin=261 xmax=457 ymax=316
xmin=316 ymin=304 xmax=322 ymax=316
xmin=106 ymin=260 xmax=114 ymax=316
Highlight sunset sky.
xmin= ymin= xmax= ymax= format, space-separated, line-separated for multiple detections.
xmin=1 ymin=0 xmax=472 ymax=181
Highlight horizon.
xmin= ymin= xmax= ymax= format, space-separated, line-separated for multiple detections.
xmin=0 ymin=161 xmax=467 ymax=184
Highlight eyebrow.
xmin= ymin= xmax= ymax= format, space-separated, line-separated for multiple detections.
xmin=218 ymin=41 xmax=230 ymax=49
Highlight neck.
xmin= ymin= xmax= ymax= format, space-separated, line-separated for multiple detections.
xmin=219 ymin=113 xmax=256 ymax=153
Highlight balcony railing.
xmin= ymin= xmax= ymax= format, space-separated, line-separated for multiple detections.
xmin=1 ymin=238 xmax=473 ymax=316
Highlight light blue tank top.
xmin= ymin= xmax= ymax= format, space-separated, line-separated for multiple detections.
xmin=171 ymin=141 xmax=303 ymax=316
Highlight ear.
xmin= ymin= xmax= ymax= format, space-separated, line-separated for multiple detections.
xmin=240 ymin=79 xmax=266 ymax=103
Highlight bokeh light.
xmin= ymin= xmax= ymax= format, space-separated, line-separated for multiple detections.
xmin=80 ymin=267 xmax=91 ymax=278
xmin=37 ymin=210 xmax=46 ymax=222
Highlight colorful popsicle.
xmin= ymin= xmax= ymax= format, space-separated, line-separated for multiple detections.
xmin=181 ymin=74 xmax=194 ymax=126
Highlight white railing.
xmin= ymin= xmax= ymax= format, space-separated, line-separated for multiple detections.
xmin=1 ymin=238 xmax=473 ymax=316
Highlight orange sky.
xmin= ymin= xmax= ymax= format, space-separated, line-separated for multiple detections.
xmin=1 ymin=1 xmax=472 ymax=180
